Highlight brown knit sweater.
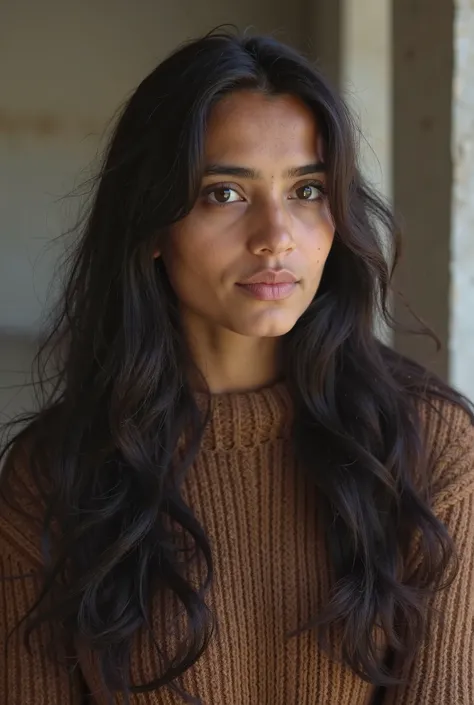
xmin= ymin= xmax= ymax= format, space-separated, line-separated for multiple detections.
xmin=1 ymin=383 xmax=474 ymax=704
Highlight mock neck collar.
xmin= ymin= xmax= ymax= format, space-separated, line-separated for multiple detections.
xmin=195 ymin=381 xmax=293 ymax=451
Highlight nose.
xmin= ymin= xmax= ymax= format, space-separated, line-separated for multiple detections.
xmin=247 ymin=201 xmax=296 ymax=257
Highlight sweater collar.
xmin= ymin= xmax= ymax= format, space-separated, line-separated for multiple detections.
xmin=195 ymin=381 xmax=293 ymax=451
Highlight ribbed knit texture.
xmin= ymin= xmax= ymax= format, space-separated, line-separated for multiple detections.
xmin=1 ymin=382 xmax=474 ymax=704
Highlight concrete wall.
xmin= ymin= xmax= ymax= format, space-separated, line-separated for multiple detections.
xmin=451 ymin=0 xmax=474 ymax=400
xmin=392 ymin=0 xmax=454 ymax=381
xmin=341 ymin=0 xmax=392 ymax=345
xmin=310 ymin=0 xmax=474 ymax=395
xmin=0 ymin=0 xmax=305 ymax=420
xmin=341 ymin=0 xmax=392 ymax=200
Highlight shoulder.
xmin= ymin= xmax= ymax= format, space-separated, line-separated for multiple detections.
xmin=381 ymin=346 xmax=474 ymax=505
xmin=0 ymin=435 xmax=49 ymax=565
xmin=417 ymin=396 xmax=474 ymax=510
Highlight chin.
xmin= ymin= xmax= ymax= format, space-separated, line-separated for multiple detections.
xmin=233 ymin=313 xmax=300 ymax=338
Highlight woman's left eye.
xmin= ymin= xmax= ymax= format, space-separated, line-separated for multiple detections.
xmin=291 ymin=182 xmax=325 ymax=201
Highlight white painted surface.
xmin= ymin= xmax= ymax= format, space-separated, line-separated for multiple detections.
xmin=341 ymin=0 xmax=392 ymax=199
xmin=451 ymin=0 xmax=474 ymax=399
xmin=340 ymin=0 xmax=392 ymax=344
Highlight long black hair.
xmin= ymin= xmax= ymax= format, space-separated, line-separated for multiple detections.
xmin=2 ymin=28 xmax=472 ymax=702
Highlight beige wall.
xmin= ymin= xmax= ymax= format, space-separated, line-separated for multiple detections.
xmin=451 ymin=0 xmax=474 ymax=400
xmin=310 ymin=1 xmax=466 ymax=388
xmin=341 ymin=0 xmax=392 ymax=345
xmin=341 ymin=0 xmax=392 ymax=200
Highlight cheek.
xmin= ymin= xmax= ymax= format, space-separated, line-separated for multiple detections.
xmin=161 ymin=224 xmax=226 ymax=300
xmin=163 ymin=220 xmax=203 ymax=274
xmin=300 ymin=209 xmax=335 ymax=270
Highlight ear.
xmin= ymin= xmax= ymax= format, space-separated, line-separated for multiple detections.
xmin=152 ymin=249 xmax=161 ymax=259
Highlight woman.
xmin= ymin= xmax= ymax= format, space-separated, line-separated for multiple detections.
xmin=1 ymin=29 xmax=473 ymax=705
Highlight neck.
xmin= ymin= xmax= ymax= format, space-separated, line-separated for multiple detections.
xmin=183 ymin=318 xmax=283 ymax=395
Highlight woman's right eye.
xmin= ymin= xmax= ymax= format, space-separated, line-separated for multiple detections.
xmin=204 ymin=186 xmax=243 ymax=205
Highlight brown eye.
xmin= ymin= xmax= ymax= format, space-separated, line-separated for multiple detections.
xmin=206 ymin=186 xmax=242 ymax=205
xmin=214 ymin=188 xmax=231 ymax=203
xmin=294 ymin=184 xmax=322 ymax=201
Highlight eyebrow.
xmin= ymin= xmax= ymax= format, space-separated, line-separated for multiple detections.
xmin=203 ymin=161 xmax=326 ymax=179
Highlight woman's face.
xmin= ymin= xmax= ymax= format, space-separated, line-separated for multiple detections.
xmin=159 ymin=90 xmax=335 ymax=340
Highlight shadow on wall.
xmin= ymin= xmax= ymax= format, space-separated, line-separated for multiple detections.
xmin=0 ymin=333 xmax=38 ymax=428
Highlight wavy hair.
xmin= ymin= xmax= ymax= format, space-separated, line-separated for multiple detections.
xmin=2 ymin=28 xmax=472 ymax=702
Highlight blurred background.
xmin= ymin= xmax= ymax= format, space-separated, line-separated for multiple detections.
xmin=1 ymin=0 xmax=473 ymax=422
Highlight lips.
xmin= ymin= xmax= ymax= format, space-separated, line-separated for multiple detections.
xmin=238 ymin=269 xmax=299 ymax=285
xmin=236 ymin=269 xmax=299 ymax=301
xmin=237 ymin=282 xmax=297 ymax=301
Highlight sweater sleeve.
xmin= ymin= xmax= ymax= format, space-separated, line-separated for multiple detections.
xmin=383 ymin=404 xmax=474 ymax=705
xmin=0 ymin=449 xmax=85 ymax=705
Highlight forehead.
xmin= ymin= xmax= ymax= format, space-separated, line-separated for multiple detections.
xmin=204 ymin=91 xmax=323 ymax=163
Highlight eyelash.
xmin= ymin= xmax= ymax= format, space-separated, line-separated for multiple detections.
xmin=201 ymin=180 xmax=327 ymax=207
